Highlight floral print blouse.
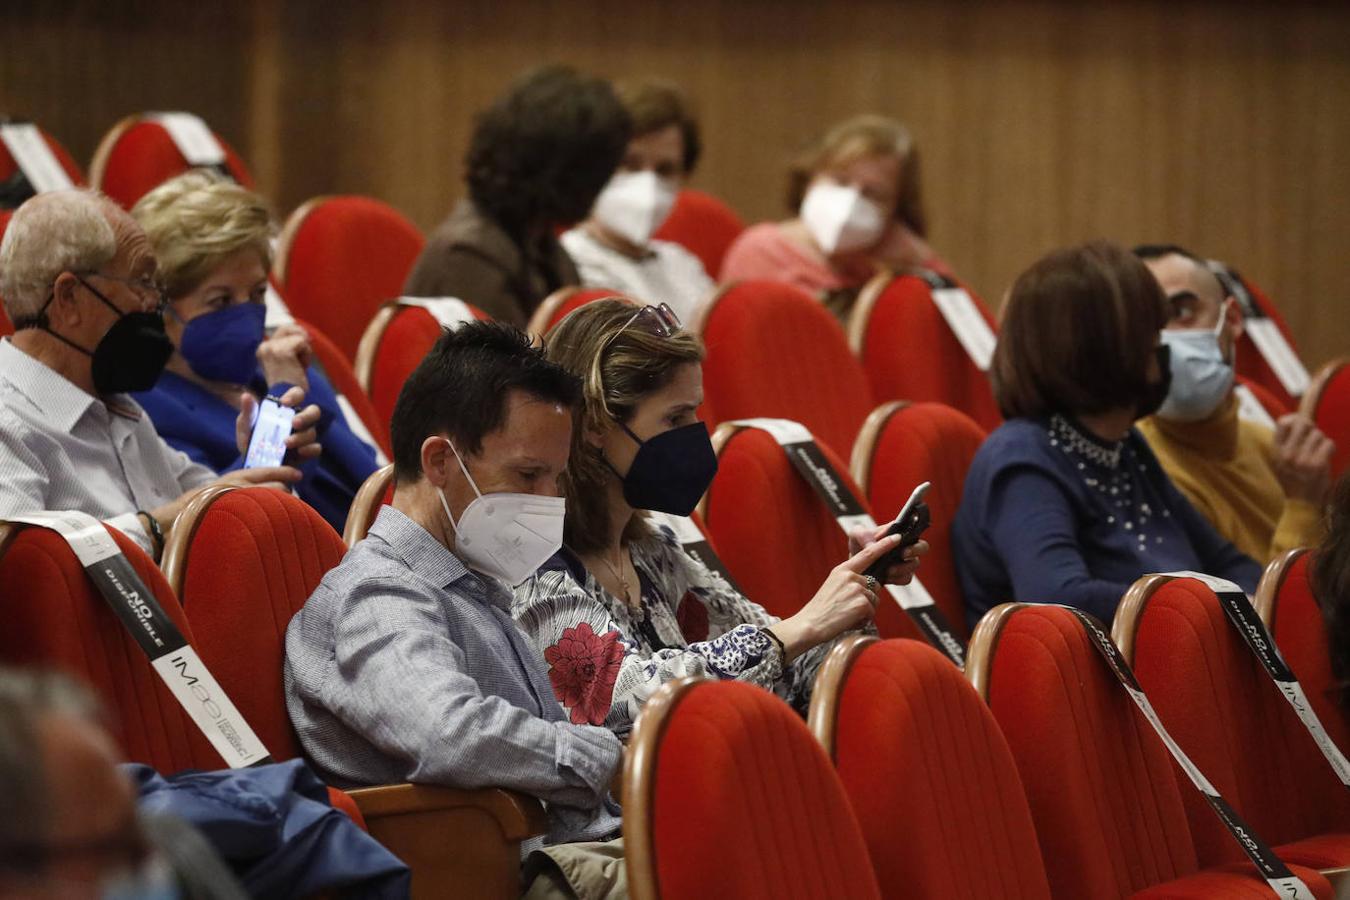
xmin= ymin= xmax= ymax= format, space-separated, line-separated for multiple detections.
xmin=511 ymin=523 xmax=841 ymax=737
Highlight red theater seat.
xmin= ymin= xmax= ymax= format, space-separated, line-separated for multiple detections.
xmin=526 ymin=286 xmax=628 ymax=337
xmin=809 ymin=636 xmax=1052 ymax=899
xmin=1302 ymin=358 xmax=1350 ymax=478
xmin=355 ymin=299 xmax=491 ymax=433
xmin=89 ymin=113 xmax=253 ymax=209
xmin=968 ymin=603 xmax=1332 ymax=897
xmin=651 ymin=188 xmax=746 ymax=279
xmin=848 ymin=271 xmax=1002 ymax=432
xmin=1116 ymin=574 xmax=1350 ymax=871
xmin=1236 ymin=374 xmax=1292 ymax=421
xmin=344 ymin=463 xmax=395 ymax=547
xmin=294 ymin=315 xmax=391 ymax=460
xmin=694 ymin=280 xmax=875 ymax=458
xmin=624 ymin=677 xmax=881 ymax=900
xmin=850 ymin=401 xmax=986 ymax=641
xmin=1210 ymin=262 xmax=1305 ymax=410
xmin=0 ymin=123 xmax=85 ymax=197
xmin=162 ymin=486 xmax=548 ymax=899
xmin=275 ymin=195 xmax=425 ymax=362
xmin=1257 ymin=550 xmax=1350 ymax=755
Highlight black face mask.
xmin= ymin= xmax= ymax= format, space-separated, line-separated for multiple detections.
xmin=608 ymin=421 xmax=719 ymax=516
xmin=1136 ymin=343 xmax=1173 ymax=419
xmin=35 ymin=277 xmax=173 ymax=395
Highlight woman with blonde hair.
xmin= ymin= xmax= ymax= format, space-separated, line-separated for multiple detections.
xmin=512 ymin=298 xmax=926 ymax=734
xmin=131 ymin=170 xmax=379 ymax=531
xmin=722 ymin=114 xmax=950 ymax=309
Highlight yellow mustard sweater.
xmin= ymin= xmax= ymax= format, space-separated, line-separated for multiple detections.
xmin=1138 ymin=394 xmax=1322 ymax=564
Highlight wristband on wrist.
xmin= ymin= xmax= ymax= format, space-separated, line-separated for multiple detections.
xmin=760 ymin=627 xmax=788 ymax=664
xmin=137 ymin=510 xmax=164 ymax=561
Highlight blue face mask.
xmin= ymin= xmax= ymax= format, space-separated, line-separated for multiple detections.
xmin=177 ymin=302 xmax=266 ymax=384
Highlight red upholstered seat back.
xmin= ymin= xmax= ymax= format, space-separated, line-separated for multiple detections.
xmin=295 ymin=315 xmax=391 ymax=459
xmin=0 ymin=524 xmax=223 ymax=773
xmin=982 ymin=605 xmax=1202 ymax=896
xmin=1236 ymin=374 xmax=1292 ymax=420
xmin=92 ymin=117 xmax=253 ymax=210
xmin=530 ymin=287 xmax=625 ymax=336
xmin=1128 ymin=577 xmax=1350 ymax=866
xmin=1269 ymin=552 xmax=1350 ymax=755
xmin=361 ymin=302 xmax=492 ymax=433
xmin=645 ymin=680 xmax=881 ymax=899
xmin=277 ymin=196 xmax=425 ymax=361
xmin=1305 ymin=360 xmax=1350 ymax=478
xmin=831 ymin=639 xmax=1051 ymax=899
xmin=854 ymin=274 xmax=1001 ymax=432
xmin=1234 ymin=275 xmax=1302 ymax=412
xmin=854 ymin=402 xmax=986 ymax=641
xmin=652 ymin=188 xmax=746 ymax=279
xmin=177 ymin=488 xmax=348 ymax=761
xmin=698 ymin=281 xmax=874 ymax=458
xmin=0 ymin=126 xmax=85 ymax=192
xmin=702 ymin=427 xmax=920 ymax=641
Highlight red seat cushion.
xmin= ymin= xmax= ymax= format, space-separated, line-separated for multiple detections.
xmin=833 ymin=639 xmax=1051 ymax=898
xmin=278 ymin=196 xmax=425 ymax=362
xmin=1308 ymin=362 xmax=1350 ymax=479
xmin=986 ymin=605 xmax=1205 ymax=896
xmin=699 ymin=281 xmax=874 ymax=458
xmin=178 ymin=488 xmax=348 ymax=762
xmin=856 ymin=274 xmax=1002 ymax=432
xmin=1130 ymin=578 xmax=1350 ymax=868
xmin=649 ymin=680 xmax=880 ymax=899
xmin=652 ymin=188 xmax=746 ymax=279
xmin=95 ymin=118 xmax=253 ymax=210
xmin=859 ymin=402 xmax=986 ymax=641
xmin=0 ymin=126 xmax=85 ymax=192
xmin=0 ymin=524 xmax=222 ymax=773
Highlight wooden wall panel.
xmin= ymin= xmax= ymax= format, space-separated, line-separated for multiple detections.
xmin=2 ymin=0 xmax=1347 ymax=367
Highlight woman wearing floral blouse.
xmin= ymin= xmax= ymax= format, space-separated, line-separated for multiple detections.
xmin=512 ymin=299 xmax=925 ymax=735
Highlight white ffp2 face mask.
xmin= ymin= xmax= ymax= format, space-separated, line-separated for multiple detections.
xmin=799 ymin=180 xmax=887 ymax=256
xmin=592 ymin=170 xmax=678 ymax=248
xmin=1157 ymin=309 xmax=1235 ymax=422
xmin=437 ymin=441 xmax=565 ymax=587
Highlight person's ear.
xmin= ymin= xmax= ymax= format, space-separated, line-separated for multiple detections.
xmin=48 ymin=271 xmax=83 ymax=327
xmin=1225 ymin=295 xmax=1245 ymax=339
xmin=420 ymin=436 xmax=452 ymax=489
xmin=584 ymin=418 xmax=611 ymax=451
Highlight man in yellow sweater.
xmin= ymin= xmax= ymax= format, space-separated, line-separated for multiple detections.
xmin=1135 ymin=245 xmax=1334 ymax=563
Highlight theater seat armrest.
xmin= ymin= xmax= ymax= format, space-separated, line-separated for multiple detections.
xmin=346 ymin=783 xmax=549 ymax=842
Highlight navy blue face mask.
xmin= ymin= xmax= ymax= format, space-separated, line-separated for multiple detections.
xmin=177 ymin=302 xmax=266 ymax=384
xmin=609 ymin=421 xmax=719 ymax=516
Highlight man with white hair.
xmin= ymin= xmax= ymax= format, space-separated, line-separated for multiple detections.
xmin=0 ymin=189 xmax=318 ymax=559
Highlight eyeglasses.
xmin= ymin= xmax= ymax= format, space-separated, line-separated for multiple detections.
xmin=614 ymin=302 xmax=681 ymax=340
xmin=83 ymin=271 xmax=168 ymax=315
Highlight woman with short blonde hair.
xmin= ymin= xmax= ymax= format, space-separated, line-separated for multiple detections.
xmin=131 ymin=170 xmax=379 ymax=531
xmin=722 ymin=113 xmax=950 ymax=312
xmin=512 ymin=298 xmax=926 ymax=734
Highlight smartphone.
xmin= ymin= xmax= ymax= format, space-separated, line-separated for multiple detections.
xmin=864 ymin=481 xmax=932 ymax=581
xmin=243 ymin=395 xmax=295 ymax=469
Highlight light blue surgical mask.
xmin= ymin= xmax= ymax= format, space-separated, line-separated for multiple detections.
xmin=1157 ymin=304 xmax=1234 ymax=422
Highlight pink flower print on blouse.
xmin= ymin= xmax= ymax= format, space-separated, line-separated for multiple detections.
xmin=544 ymin=622 xmax=624 ymax=725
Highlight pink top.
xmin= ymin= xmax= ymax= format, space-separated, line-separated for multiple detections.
xmin=720 ymin=221 xmax=953 ymax=296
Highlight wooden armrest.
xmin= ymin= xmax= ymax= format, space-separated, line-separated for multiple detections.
xmin=345 ymin=784 xmax=548 ymax=900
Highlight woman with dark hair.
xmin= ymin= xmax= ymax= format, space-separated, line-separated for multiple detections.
xmin=721 ymin=114 xmax=950 ymax=312
xmin=403 ymin=66 xmax=631 ymax=326
xmin=1312 ymin=475 xmax=1350 ymax=711
xmin=952 ymin=240 xmax=1261 ymax=627
xmin=511 ymin=299 xmax=925 ymax=735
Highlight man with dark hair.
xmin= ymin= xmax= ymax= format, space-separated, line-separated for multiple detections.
xmin=285 ymin=322 xmax=625 ymax=898
xmin=403 ymin=66 xmax=631 ymax=327
xmin=1133 ymin=244 xmax=1333 ymax=563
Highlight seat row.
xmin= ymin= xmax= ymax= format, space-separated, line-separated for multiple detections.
xmin=1 ymin=484 xmax=1344 ymax=898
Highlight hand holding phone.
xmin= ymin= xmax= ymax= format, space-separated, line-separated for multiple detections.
xmin=863 ymin=481 xmax=931 ymax=582
xmin=243 ymin=394 xmax=297 ymax=469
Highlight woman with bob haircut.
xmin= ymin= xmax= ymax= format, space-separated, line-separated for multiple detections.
xmin=721 ymin=114 xmax=951 ymax=311
xmin=952 ymin=240 xmax=1260 ymax=627
xmin=131 ymin=171 xmax=380 ymax=532
xmin=512 ymin=298 xmax=926 ymax=734
xmin=403 ymin=65 xmax=631 ymax=327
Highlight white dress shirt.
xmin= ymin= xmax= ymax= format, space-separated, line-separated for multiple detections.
xmin=0 ymin=339 xmax=215 ymax=553
xmin=560 ymin=228 xmax=714 ymax=324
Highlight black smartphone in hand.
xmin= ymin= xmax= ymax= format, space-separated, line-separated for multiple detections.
xmin=864 ymin=481 xmax=931 ymax=582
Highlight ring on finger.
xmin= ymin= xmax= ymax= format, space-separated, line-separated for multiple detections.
xmin=864 ymin=575 xmax=879 ymax=594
